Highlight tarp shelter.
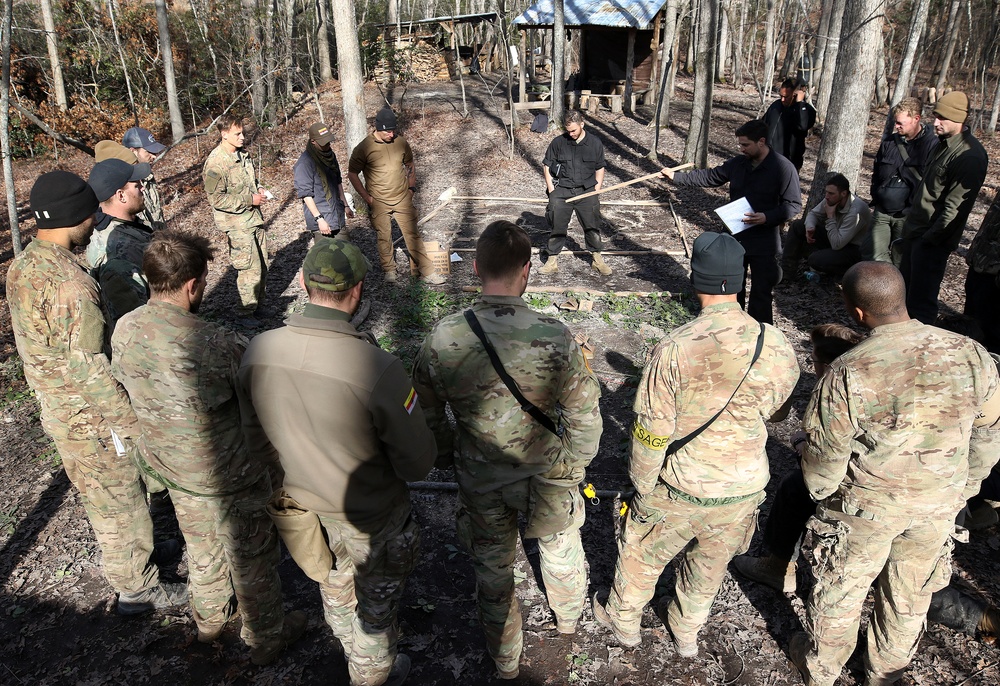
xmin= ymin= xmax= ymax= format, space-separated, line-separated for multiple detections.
xmin=513 ymin=0 xmax=668 ymax=111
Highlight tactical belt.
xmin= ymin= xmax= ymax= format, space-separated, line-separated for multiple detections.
xmin=464 ymin=310 xmax=563 ymax=437
xmin=663 ymin=481 xmax=763 ymax=507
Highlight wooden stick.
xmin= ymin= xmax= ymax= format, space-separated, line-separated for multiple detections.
xmin=417 ymin=186 xmax=457 ymax=226
xmin=566 ymin=163 xmax=693 ymax=203
xmin=668 ymin=197 xmax=689 ymax=258
xmin=462 ymin=285 xmax=671 ymax=297
xmin=447 ymin=196 xmax=676 ymax=207
xmin=449 ymin=247 xmax=685 ymax=256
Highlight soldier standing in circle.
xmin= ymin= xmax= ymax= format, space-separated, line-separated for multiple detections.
xmin=238 ymin=238 xmax=437 ymax=686
xmin=593 ymin=232 xmax=799 ymax=655
xmin=110 ymin=230 xmax=306 ymax=665
xmin=203 ymin=113 xmax=271 ymax=323
xmin=539 ymin=110 xmax=612 ymax=276
xmin=412 ymin=220 xmax=603 ymax=680
xmin=122 ymin=126 xmax=167 ymax=231
xmin=789 ymin=261 xmax=1000 ymax=686
xmin=7 ymin=171 xmax=187 ymax=615
xmin=347 ymin=106 xmax=445 ymax=285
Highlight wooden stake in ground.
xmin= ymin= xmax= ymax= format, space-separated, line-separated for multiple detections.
xmin=417 ymin=185 xmax=457 ymax=226
xmin=566 ymin=163 xmax=693 ymax=203
xmin=668 ymin=197 xmax=689 ymax=257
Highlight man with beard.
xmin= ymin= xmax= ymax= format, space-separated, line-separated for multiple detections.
xmin=661 ymin=120 xmax=802 ymax=324
xmin=7 ymin=171 xmax=186 ymax=615
xmin=111 ymin=230 xmax=305 ymax=664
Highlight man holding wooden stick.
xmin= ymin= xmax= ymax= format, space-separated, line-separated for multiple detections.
xmin=540 ymin=111 xmax=612 ymax=276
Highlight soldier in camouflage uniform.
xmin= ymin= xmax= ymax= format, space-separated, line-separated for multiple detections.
xmin=6 ymin=171 xmax=186 ymax=615
xmin=412 ymin=221 xmax=603 ymax=680
xmin=86 ymin=158 xmax=154 ymax=333
xmin=593 ymin=232 xmax=799 ymax=656
xmin=239 ymin=238 xmax=437 ymax=686
xmin=110 ymin=230 xmax=306 ymax=665
xmin=203 ymin=113 xmax=270 ymax=319
xmin=965 ymin=190 xmax=1000 ymax=353
xmin=123 ymin=126 xmax=167 ymax=231
xmin=789 ymin=261 xmax=1000 ymax=686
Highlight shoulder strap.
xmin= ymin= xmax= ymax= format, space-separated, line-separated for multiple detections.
xmin=464 ymin=310 xmax=562 ymax=437
xmin=664 ymin=323 xmax=766 ymax=457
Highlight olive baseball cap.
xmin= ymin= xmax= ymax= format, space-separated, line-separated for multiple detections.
xmin=302 ymin=237 xmax=369 ymax=291
xmin=308 ymin=122 xmax=335 ymax=145
xmin=95 ymin=140 xmax=138 ymax=164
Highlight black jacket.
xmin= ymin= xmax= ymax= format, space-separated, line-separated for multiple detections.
xmin=869 ymin=122 xmax=938 ymax=212
xmin=674 ymin=150 xmax=802 ymax=255
xmin=763 ymin=99 xmax=816 ymax=170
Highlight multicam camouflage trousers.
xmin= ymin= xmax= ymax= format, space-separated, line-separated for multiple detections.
xmin=456 ymin=481 xmax=588 ymax=674
xmin=318 ymin=502 xmax=420 ymax=686
xmin=369 ymin=198 xmax=433 ymax=276
xmin=54 ymin=431 xmax=157 ymax=594
xmin=607 ymin=485 xmax=762 ymax=641
xmin=170 ymin=476 xmax=283 ymax=648
xmin=225 ymin=226 xmax=267 ymax=314
xmin=800 ymin=502 xmax=954 ymax=686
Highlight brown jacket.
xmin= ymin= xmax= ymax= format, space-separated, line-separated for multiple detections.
xmin=237 ymin=305 xmax=436 ymax=528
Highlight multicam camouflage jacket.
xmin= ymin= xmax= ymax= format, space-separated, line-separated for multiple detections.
xmin=630 ymin=302 xmax=799 ymax=501
xmin=412 ymin=295 xmax=603 ymax=496
xmin=203 ymin=144 xmax=264 ymax=233
xmin=7 ymin=239 xmax=138 ymax=442
xmin=139 ymin=171 xmax=165 ymax=231
xmin=801 ymin=319 xmax=1000 ymax=519
xmin=111 ymin=300 xmax=257 ymax=496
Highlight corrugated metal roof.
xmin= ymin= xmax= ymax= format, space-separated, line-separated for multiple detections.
xmin=513 ymin=0 xmax=666 ymax=29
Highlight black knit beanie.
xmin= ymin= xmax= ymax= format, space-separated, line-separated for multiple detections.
xmin=30 ymin=170 xmax=99 ymax=229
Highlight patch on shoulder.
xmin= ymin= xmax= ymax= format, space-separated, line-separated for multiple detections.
xmin=493 ymin=307 xmax=517 ymax=317
xmin=404 ymin=387 xmax=418 ymax=415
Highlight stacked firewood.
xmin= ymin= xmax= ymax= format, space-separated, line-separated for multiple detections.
xmin=372 ymin=37 xmax=451 ymax=84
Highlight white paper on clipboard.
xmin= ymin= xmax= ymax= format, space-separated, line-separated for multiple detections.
xmin=714 ymin=197 xmax=755 ymax=234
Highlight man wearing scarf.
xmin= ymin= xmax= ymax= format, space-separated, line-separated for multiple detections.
xmin=294 ymin=123 xmax=354 ymax=237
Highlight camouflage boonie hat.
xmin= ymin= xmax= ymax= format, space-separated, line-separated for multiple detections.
xmin=302 ymin=237 xmax=369 ymax=291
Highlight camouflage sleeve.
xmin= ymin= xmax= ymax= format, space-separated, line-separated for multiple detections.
xmin=371 ymin=358 xmax=437 ymax=482
xmin=60 ymin=280 xmax=139 ymax=438
xmin=411 ymin=334 xmax=455 ymax=469
xmin=553 ymin=340 xmax=602 ymax=476
xmin=204 ymin=161 xmax=252 ymax=214
xmin=800 ymin=366 xmax=857 ymax=501
xmin=965 ymin=351 xmax=1000 ymax=501
xmin=629 ymin=342 xmax=677 ymax=495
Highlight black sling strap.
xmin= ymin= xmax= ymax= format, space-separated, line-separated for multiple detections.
xmin=664 ymin=323 xmax=766 ymax=457
xmin=464 ymin=310 xmax=563 ymax=437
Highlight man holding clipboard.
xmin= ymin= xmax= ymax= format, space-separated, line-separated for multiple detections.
xmin=660 ymin=120 xmax=801 ymax=324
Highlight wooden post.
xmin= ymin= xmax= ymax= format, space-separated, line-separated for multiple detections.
xmin=518 ymin=30 xmax=526 ymax=103
xmin=647 ymin=11 xmax=662 ymax=106
xmin=624 ymin=28 xmax=636 ymax=114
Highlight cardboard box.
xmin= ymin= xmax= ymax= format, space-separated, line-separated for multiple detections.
xmin=410 ymin=241 xmax=450 ymax=275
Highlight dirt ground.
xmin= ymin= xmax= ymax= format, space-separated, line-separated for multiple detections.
xmin=2 ymin=75 xmax=1000 ymax=685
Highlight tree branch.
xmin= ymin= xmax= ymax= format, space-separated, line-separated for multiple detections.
xmin=10 ymin=102 xmax=93 ymax=156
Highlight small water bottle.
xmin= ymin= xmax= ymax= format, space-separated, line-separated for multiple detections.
xmin=804 ymin=270 xmax=821 ymax=283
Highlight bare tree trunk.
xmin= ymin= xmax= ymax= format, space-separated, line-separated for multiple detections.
xmin=811 ymin=0 xmax=834 ymax=97
xmin=1 ymin=0 xmax=20 ymax=254
xmin=107 ymin=0 xmax=138 ymax=125
xmin=988 ymin=72 xmax=1000 ymax=134
xmin=39 ymin=0 xmax=66 ymax=111
xmin=815 ymin=0 xmax=848 ymax=123
xmin=717 ymin=0 xmax=730 ymax=81
xmin=331 ymin=0 xmax=367 ymax=153
xmin=249 ymin=0 xmax=267 ymax=119
xmin=761 ymin=0 xmax=778 ymax=102
xmin=891 ymin=0 xmax=930 ymax=105
xmin=684 ymin=0 xmax=718 ymax=167
xmin=933 ymin=0 xmax=962 ymax=95
xmin=283 ymin=0 xmax=296 ymax=96
xmin=874 ymin=35 xmax=889 ymax=107
xmin=549 ymin=0 xmax=565 ymax=129
xmin=809 ymin=0 xmax=883 ymax=207
xmin=154 ymin=0 xmax=184 ymax=142
xmin=316 ymin=0 xmax=333 ymax=82
xmin=624 ymin=28 xmax=636 ymax=113
xmin=732 ymin=0 xmax=745 ymax=85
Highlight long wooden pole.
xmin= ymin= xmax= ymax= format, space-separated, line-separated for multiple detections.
xmin=566 ymin=162 xmax=692 ymax=203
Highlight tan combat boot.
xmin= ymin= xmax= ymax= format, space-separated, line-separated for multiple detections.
xmin=732 ymin=553 xmax=796 ymax=593
xmin=539 ymin=254 xmax=559 ymax=274
xmin=592 ymin=252 xmax=612 ymax=276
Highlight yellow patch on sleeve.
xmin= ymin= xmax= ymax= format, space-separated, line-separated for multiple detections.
xmin=632 ymin=419 xmax=669 ymax=450
xmin=404 ymin=387 xmax=418 ymax=415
